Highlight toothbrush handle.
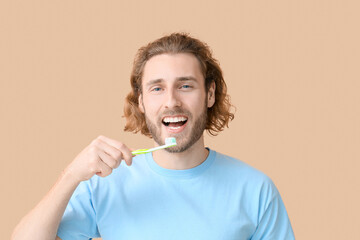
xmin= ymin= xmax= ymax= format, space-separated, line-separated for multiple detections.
xmin=131 ymin=149 xmax=149 ymax=155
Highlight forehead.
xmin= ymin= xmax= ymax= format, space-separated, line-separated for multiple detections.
xmin=142 ymin=53 xmax=204 ymax=85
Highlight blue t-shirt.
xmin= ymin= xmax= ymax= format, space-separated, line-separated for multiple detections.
xmin=57 ymin=149 xmax=295 ymax=240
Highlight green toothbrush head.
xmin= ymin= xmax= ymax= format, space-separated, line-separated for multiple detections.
xmin=165 ymin=137 xmax=177 ymax=147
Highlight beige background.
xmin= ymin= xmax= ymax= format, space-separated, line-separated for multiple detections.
xmin=1 ymin=0 xmax=359 ymax=239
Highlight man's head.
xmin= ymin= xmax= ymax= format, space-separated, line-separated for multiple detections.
xmin=124 ymin=33 xmax=234 ymax=151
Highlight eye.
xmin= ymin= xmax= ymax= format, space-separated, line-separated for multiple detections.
xmin=151 ymin=87 xmax=162 ymax=92
xmin=181 ymin=84 xmax=192 ymax=89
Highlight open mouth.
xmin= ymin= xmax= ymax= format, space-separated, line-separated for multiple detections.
xmin=162 ymin=116 xmax=188 ymax=129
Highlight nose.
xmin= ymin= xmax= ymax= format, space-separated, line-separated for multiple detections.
xmin=164 ymin=88 xmax=181 ymax=109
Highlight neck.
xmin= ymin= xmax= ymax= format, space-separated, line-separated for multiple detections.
xmin=152 ymin=135 xmax=209 ymax=170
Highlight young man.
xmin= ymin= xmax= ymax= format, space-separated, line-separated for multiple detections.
xmin=12 ymin=33 xmax=295 ymax=239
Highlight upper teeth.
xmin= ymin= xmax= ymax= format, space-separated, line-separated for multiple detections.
xmin=163 ymin=116 xmax=187 ymax=123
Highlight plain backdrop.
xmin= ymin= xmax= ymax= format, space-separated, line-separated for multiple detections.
xmin=1 ymin=1 xmax=359 ymax=239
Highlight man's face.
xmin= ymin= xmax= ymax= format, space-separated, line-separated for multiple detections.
xmin=139 ymin=53 xmax=215 ymax=152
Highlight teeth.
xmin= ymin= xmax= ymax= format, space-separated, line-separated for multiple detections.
xmin=163 ymin=116 xmax=187 ymax=123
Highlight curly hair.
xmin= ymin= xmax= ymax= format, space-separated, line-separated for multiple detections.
xmin=123 ymin=32 xmax=234 ymax=137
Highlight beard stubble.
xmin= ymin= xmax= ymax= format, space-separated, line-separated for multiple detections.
xmin=143 ymin=100 xmax=208 ymax=153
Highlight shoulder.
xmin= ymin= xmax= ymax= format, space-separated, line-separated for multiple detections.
xmin=212 ymin=150 xmax=272 ymax=183
xmin=210 ymin=150 xmax=280 ymax=200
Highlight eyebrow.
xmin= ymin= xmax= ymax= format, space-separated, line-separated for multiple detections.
xmin=146 ymin=79 xmax=163 ymax=88
xmin=176 ymin=76 xmax=197 ymax=82
xmin=145 ymin=76 xmax=198 ymax=88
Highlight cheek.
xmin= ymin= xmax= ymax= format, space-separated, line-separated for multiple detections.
xmin=183 ymin=92 xmax=207 ymax=112
xmin=142 ymin=95 xmax=162 ymax=115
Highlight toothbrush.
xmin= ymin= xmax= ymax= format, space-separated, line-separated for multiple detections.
xmin=131 ymin=137 xmax=177 ymax=155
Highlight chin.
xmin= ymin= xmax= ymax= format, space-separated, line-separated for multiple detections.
xmin=165 ymin=145 xmax=186 ymax=153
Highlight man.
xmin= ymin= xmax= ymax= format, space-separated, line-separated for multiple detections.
xmin=12 ymin=33 xmax=295 ymax=239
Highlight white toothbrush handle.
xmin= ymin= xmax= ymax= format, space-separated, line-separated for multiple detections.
xmin=146 ymin=145 xmax=169 ymax=152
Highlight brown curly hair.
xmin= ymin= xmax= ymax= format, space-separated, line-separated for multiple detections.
xmin=123 ymin=32 xmax=234 ymax=137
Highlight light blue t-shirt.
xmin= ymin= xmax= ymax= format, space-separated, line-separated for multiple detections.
xmin=57 ymin=149 xmax=295 ymax=240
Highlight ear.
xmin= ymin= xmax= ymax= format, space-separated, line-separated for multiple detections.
xmin=138 ymin=94 xmax=144 ymax=113
xmin=207 ymin=81 xmax=216 ymax=108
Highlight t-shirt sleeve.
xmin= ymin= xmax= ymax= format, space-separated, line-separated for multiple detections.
xmin=57 ymin=180 xmax=100 ymax=240
xmin=251 ymin=178 xmax=295 ymax=240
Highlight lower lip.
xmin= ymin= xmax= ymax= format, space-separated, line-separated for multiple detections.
xmin=164 ymin=121 xmax=188 ymax=134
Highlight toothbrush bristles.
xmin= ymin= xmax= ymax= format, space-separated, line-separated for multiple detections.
xmin=165 ymin=137 xmax=177 ymax=146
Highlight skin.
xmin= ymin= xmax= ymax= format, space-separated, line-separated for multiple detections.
xmin=11 ymin=52 xmax=215 ymax=240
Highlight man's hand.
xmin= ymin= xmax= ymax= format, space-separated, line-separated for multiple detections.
xmin=64 ymin=135 xmax=133 ymax=183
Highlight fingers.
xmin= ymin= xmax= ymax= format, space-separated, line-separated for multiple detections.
xmin=95 ymin=156 xmax=113 ymax=177
xmin=96 ymin=135 xmax=133 ymax=166
xmin=95 ymin=140 xmax=123 ymax=168
xmin=98 ymin=150 xmax=120 ymax=169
